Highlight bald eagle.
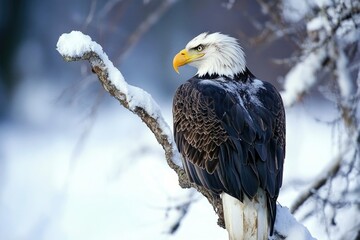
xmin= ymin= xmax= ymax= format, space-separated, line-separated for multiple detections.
xmin=172 ymin=32 xmax=285 ymax=240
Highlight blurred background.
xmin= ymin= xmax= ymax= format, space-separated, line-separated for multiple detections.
xmin=0 ymin=0 xmax=359 ymax=239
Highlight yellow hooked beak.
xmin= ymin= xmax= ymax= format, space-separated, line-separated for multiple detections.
xmin=173 ymin=49 xmax=204 ymax=74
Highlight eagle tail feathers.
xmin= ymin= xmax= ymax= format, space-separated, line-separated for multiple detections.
xmin=222 ymin=190 xmax=269 ymax=240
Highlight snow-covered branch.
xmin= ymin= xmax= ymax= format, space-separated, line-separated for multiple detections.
xmin=56 ymin=30 xmax=315 ymax=239
xmin=290 ymin=151 xmax=342 ymax=214
xmin=56 ymin=30 xmax=225 ymax=228
xmin=281 ymin=1 xmax=360 ymax=107
xmin=281 ymin=47 xmax=328 ymax=107
xmin=57 ymin=31 xmax=183 ymax=175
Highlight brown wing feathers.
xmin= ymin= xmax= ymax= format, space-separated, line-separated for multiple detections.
xmin=173 ymin=82 xmax=228 ymax=173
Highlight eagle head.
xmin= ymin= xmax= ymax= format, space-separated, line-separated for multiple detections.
xmin=173 ymin=32 xmax=246 ymax=78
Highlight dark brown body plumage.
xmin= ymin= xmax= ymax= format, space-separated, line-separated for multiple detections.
xmin=173 ymin=70 xmax=285 ymax=234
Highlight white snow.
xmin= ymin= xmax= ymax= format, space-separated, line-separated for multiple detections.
xmin=273 ymin=206 xmax=315 ymax=240
xmin=56 ymin=31 xmax=97 ymax=57
xmin=57 ymin=31 xmax=129 ymax=96
xmin=199 ymin=77 xmax=265 ymax=110
xmin=281 ymin=0 xmax=331 ymax=23
xmin=281 ymin=0 xmax=312 ymax=22
xmin=281 ymin=48 xmax=327 ymax=107
xmin=336 ymin=19 xmax=360 ymax=44
xmin=336 ymin=48 xmax=354 ymax=100
xmin=307 ymin=15 xmax=328 ymax=32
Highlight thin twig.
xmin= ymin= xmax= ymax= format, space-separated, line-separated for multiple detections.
xmin=164 ymin=190 xmax=198 ymax=235
xmin=290 ymin=152 xmax=343 ymax=214
xmin=116 ymin=0 xmax=178 ymax=64
xmin=83 ymin=0 xmax=98 ymax=29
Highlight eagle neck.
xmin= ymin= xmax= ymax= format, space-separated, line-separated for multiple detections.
xmin=196 ymin=67 xmax=255 ymax=83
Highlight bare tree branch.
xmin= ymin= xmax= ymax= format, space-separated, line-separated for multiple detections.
xmin=163 ymin=189 xmax=198 ymax=234
xmin=290 ymin=151 xmax=343 ymax=214
xmin=83 ymin=0 xmax=98 ymax=29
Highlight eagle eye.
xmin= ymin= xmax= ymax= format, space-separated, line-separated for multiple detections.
xmin=195 ymin=44 xmax=204 ymax=52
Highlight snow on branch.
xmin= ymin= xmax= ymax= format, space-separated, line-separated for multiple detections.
xmin=56 ymin=30 xmax=224 ymax=226
xmin=266 ymin=1 xmax=360 ymax=108
xmin=273 ymin=206 xmax=315 ymax=240
xmin=56 ymin=31 xmax=183 ymax=172
xmin=56 ymin=31 xmax=315 ymax=240
xmin=290 ymin=150 xmax=343 ymax=214
xmin=281 ymin=47 xmax=327 ymax=107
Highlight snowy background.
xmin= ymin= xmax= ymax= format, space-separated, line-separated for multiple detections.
xmin=1 ymin=0 xmax=359 ymax=240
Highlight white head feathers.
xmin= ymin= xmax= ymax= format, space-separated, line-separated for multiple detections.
xmin=185 ymin=32 xmax=246 ymax=77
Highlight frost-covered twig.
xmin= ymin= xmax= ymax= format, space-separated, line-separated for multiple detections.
xmin=163 ymin=190 xmax=197 ymax=234
xmin=83 ymin=0 xmax=98 ymax=29
xmin=290 ymin=152 xmax=343 ymax=214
